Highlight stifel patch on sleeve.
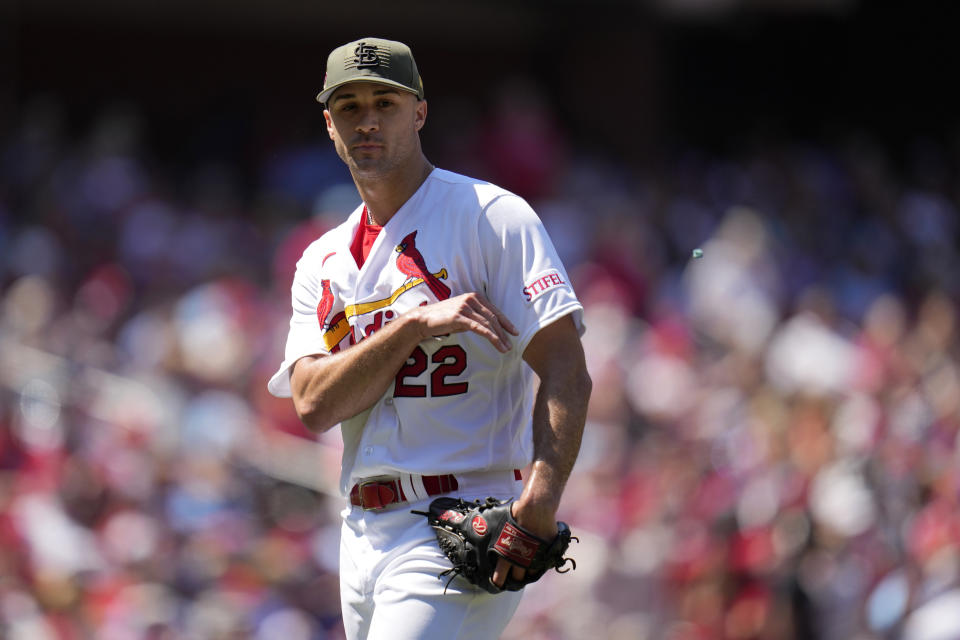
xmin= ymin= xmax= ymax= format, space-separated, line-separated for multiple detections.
xmin=522 ymin=269 xmax=569 ymax=302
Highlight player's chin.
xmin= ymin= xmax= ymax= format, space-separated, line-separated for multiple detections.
xmin=350 ymin=160 xmax=391 ymax=179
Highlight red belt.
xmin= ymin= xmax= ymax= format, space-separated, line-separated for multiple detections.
xmin=349 ymin=470 xmax=523 ymax=511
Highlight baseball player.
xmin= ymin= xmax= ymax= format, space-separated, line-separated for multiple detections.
xmin=268 ymin=37 xmax=591 ymax=640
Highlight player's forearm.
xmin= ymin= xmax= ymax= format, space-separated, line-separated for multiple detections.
xmin=291 ymin=314 xmax=426 ymax=432
xmin=517 ymin=365 xmax=592 ymax=518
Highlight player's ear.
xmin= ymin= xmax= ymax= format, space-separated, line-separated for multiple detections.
xmin=324 ymin=109 xmax=336 ymax=140
xmin=414 ymin=99 xmax=427 ymax=131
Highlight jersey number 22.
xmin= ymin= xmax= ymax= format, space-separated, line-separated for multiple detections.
xmin=394 ymin=345 xmax=468 ymax=398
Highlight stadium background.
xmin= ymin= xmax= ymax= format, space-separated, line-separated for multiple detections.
xmin=2 ymin=1 xmax=960 ymax=638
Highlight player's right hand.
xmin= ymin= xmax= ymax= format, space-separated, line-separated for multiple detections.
xmin=411 ymin=292 xmax=518 ymax=353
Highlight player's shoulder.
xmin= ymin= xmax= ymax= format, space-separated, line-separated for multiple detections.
xmin=429 ymin=168 xmax=525 ymax=209
xmin=298 ymin=206 xmax=362 ymax=265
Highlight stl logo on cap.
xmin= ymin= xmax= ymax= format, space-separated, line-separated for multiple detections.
xmin=354 ymin=43 xmax=381 ymax=68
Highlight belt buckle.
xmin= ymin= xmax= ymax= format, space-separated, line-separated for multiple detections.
xmin=358 ymin=476 xmax=398 ymax=511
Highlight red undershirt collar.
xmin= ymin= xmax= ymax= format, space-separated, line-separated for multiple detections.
xmin=350 ymin=205 xmax=382 ymax=269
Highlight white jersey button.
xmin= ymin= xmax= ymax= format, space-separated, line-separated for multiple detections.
xmin=385 ymin=398 xmax=394 ymax=406
xmin=364 ymin=446 xmax=373 ymax=456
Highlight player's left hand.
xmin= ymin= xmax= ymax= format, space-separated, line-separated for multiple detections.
xmin=491 ymin=499 xmax=558 ymax=589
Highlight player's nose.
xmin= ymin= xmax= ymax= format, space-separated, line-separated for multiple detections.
xmin=355 ymin=107 xmax=380 ymax=133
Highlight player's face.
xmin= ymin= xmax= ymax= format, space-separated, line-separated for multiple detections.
xmin=324 ymin=82 xmax=427 ymax=179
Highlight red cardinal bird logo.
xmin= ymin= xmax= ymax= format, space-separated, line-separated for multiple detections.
xmin=395 ymin=231 xmax=451 ymax=301
xmin=316 ymin=279 xmax=335 ymax=328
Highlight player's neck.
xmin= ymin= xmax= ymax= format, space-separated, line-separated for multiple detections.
xmin=355 ymin=155 xmax=434 ymax=226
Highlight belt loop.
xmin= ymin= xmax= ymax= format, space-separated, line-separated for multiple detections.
xmin=399 ymin=474 xmax=418 ymax=502
xmin=411 ymin=474 xmax=428 ymax=500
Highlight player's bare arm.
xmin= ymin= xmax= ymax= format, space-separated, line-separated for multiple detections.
xmin=491 ymin=313 xmax=591 ymax=588
xmin=290 ymin=292 xmax=519 ymax=432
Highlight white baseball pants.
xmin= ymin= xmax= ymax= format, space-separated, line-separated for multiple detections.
xmin=339 ymin=471 xmax=525 ymax=640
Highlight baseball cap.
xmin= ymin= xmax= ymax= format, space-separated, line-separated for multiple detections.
xmin=317 ymin=38 xmax=425 ymax=106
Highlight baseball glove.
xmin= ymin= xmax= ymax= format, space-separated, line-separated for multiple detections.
xmin=412 ymin=496 xmax=577 ymax=594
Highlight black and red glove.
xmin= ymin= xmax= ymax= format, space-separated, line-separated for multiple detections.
xmin=413 ymin=496 xmax=577 ymax=594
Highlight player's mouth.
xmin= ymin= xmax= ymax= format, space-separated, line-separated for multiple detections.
xmin=352 ymin=138 xmax=384 ymax=151
xmin=353 ymin=145 xmax=384 ymax=159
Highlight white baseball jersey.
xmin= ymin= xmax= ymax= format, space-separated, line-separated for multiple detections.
xmin=269 ymin=168 xmax=584 ymax=496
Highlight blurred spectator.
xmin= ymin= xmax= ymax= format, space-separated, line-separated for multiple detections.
xmin=2 ymin=86 xmax=960 ymax=640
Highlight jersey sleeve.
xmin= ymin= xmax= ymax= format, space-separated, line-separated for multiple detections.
xmin=267 ymin=247 xmax=328 ymax=398
xmin=478 ymin=194 xmax=584 ymax=356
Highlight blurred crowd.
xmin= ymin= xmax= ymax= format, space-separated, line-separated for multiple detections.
xmin=2 ymin=87 xmax=960 ymax=640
